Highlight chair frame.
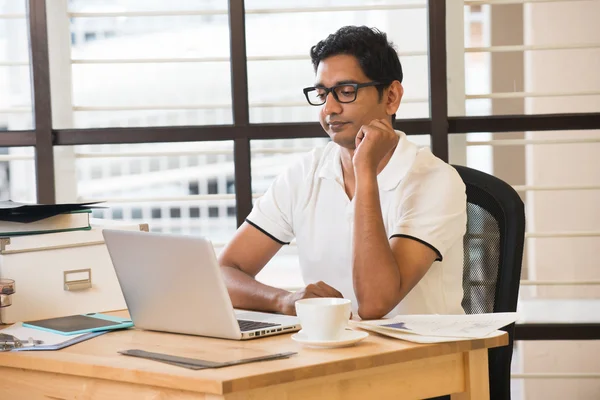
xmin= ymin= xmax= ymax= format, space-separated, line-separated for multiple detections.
xmin=453 ymin=165 xmax=526 ymax=400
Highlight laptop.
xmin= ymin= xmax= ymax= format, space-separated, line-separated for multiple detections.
xmin=102 ymin=229 xmax=301 ymax=340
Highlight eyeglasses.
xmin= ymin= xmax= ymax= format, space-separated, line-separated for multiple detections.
xmin=303 ymin=81 xmax=385 ymax=106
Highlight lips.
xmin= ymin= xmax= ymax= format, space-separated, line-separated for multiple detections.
xmin=328 ymin=122 xmax=349 ymax=130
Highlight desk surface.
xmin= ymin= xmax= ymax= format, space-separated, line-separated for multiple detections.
xmin=0 ymin=311 xmax=507 ymax=397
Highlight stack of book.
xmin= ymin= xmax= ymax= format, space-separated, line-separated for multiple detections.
xmin=0 ymin=201 xmax=104 ymax=237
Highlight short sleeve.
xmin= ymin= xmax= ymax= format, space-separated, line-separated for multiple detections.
xmin=245 ymin=158 xmax=306 ymax=245
xmin=390 ymin=162 xmax=467 ymax=262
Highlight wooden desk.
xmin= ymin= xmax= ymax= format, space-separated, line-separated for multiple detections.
xmin=0 ymin=313 xmax=507 ymax=400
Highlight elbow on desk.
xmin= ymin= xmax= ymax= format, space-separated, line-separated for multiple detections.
xmin=357 ymin=302 xmax=392 ymax=320
xmin=356 ymin=286 xmax=402 ymax=320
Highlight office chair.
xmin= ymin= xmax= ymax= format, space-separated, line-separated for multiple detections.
xmin=430 ymin=165 xmax=526 ymax=400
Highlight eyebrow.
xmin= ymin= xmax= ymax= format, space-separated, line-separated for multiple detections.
xmin=314 ymin=79 xmax=359 ymax=87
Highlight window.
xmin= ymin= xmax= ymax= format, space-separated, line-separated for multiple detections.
xmin=189 ymin=182 xmax=199 ymax=195
xmin=187 ymin=155 xmax=200 ymax=167
xmin=130 ymin=159 xmax=142 ymax=174
xmin=0 ymin=146 xmax=35 ymax=202
xmin=245 ymin=0 xmax=430 ymax=123
xmin=208 ymin=207 xmax=219 ymax=218
xmin=149 ymin=159 xmax=160 ymax=172
xmin=0 ymin=0 xmax=33 ymax=130
xmin=72 ymin=141 xmax=235 ymax=239
xmin=207 ymin=179 xmax=218 ymax=195
xmin=84 ymin=32 xmax=96 ymax=42
xmin=454 ymin=4 xmax=600 ymax=399
xmin=226 ymin=178 xmax=235 ymax=194
xmin=109 ymin=161 xmax=121 ymax=177
xmin=151 ymin=208 xmax=162 ymax=219
xmin=132 ymin=207 xmax=143 ymax=219
xmin=167 ymin=156 xmax=179 ymax=170
xmin=63 ymin=0 xmax=232 ymax=129
xmin=112 ymin=207 xmax=123 ymax=219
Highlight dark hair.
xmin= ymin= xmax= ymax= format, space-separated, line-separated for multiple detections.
xmin=310 ymin=26 xmax=403 ymax=122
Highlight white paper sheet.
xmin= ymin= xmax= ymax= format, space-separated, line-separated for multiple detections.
xmin=351 ymin=312 xmax=518 ymax=339
xmin=350 ymin=322 xmax=506 ymax=343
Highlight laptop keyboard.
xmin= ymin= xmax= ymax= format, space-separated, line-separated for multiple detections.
xmin=237 ymin=319 xmax=280 ymax=332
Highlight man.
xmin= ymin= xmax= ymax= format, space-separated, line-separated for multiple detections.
xmin=219 ymin=26 xmax=466 ymax=320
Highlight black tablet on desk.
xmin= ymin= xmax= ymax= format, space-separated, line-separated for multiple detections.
xmin=22 ymin=313 xmax=133 ymax=336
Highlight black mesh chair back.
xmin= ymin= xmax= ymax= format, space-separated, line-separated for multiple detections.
xmin=454 ymin=164 xmax=526 ymax=400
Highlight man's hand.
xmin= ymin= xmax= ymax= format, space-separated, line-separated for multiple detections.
xmin=353 ymin=119 xmax=399 ymax=174
xmin=278 ymin=281 xmax=343 ymax=316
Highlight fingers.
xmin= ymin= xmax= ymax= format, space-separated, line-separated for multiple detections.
xmin=306 ymin=281 xmax=343 ymax=298
xmin=361 ymin=123 xmax=379 ymax=134
xmin=370 ymin=119 xmax=393 ymax=133
xmin=315 ymin=281 xmax=344 ymax=298
xmin=356 ymin=124 xmax=377 ymax=145
xmin=378 ymin=118 xmax=394 ymax=131
xmin=356 ymin=126 xmax=366 ymax=141
xmin=361 ymin=120 xmax=392 ymax=139
xmin=355 ymin=126 xmax=366 ymax=149
xmin=304 ymin=284 xmax=329 ymax=298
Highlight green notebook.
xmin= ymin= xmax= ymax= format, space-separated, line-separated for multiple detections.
xmin=0 ymin=209 xmax=92 ymax=236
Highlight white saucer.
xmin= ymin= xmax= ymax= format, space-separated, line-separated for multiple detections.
xmin=291 ymin=329 xmax=369 ymax=348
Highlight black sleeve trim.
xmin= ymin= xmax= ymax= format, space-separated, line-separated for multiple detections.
xmin=389 ymin=234 xmax=443 ymax=262
xmin=245 ymin=219 xmax=290 ymax=245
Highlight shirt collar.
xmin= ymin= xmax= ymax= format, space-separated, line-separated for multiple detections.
xmin=376 ymin=130 xmax=419 ymax=191
xmin=318 ymin=130 xmax=418 ymax=191
xmin=317 ymin=145 xmax=344 ymax=184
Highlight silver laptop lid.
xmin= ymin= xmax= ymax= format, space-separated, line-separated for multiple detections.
xmin=102 ymin=229 xmax=243 ymax=340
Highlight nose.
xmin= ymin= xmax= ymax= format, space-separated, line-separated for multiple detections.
xmin=322 ymin=91 xmax=342 ymax=116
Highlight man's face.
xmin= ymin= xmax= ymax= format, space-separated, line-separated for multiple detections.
xmin=314 ymin=54 xmax=389 ymax=149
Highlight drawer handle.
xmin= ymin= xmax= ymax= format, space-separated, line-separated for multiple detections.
xmin=64 ymin=268 xmax=92 ymax=291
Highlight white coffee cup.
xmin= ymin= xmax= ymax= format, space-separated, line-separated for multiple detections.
xmin=295 ymin=298 xmax=352 ymax=341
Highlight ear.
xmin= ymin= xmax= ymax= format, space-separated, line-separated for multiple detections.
xmin=385 ymin=81 xmax=403 ymax=117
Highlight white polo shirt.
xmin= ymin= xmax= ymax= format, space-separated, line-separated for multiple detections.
xmin=246 ymin=131 xmax=467 ymax=318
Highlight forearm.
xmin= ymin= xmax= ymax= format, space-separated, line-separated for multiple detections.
xmin=353 ymin=170 xmax=401 ymax=319
xmin=220 ymin=266 xmax=290 ymax=314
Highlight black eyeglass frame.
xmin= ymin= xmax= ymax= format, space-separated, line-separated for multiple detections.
xmin=302 ymin=81 xmax=388 ymax=106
